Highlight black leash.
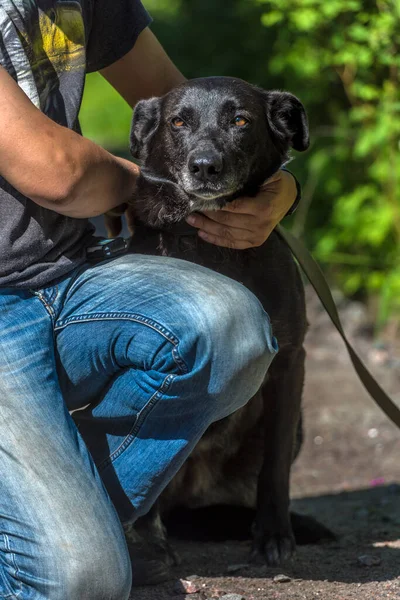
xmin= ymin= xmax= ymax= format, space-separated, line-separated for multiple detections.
xmin=277 ymin=224 xmax=400 ymax=430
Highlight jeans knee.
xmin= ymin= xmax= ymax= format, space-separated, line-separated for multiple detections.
xmin=179 ymin=277 xmax=278 ymax=418
xmin=219 ymin=286 xmax=277 ymax=408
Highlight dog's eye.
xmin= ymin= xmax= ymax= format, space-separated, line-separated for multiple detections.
xmin=171 ymin=117 xmax=186 ymax=128
xmin=233 ymin=116 xmax=249 ymax=127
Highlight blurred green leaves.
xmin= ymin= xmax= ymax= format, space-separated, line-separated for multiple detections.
xmin=256 ymin=0 xmax=400 ymax=327
xmin=80 ymin=73 xmax=132 ymax=150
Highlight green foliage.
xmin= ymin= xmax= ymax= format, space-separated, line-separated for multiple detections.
xmin=80 ymin=73 xmax=132 ymax=151
xmin=80 ymin=0 xmax=400 ymax=329
xmin=254 ymin=0 xmax=400 ymax=326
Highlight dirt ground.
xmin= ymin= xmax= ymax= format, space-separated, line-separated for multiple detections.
xmin=129 ymin=286 xmax=400 ymax=600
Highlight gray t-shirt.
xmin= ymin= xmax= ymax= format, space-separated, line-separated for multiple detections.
xmin=0 ymin=0 xmax=151 ymax=289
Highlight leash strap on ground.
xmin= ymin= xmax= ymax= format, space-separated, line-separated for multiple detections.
xmin=276 ymin=224 xmax=400 ymax=430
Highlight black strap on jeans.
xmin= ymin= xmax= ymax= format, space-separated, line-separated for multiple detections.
xmin=276 ymin=224 xmax=400 ymax=430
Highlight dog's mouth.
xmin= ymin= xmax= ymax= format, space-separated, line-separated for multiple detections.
xmin=140 ymin=171 xmax=235 ymax=200
xmin=185 ymin=186 xmax=237 ymax=201
xmin=138 ymin=168 xmax=243 ymax=226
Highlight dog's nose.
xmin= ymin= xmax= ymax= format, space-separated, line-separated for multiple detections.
xmin=188 ymin=152 xmax=223 ymax=181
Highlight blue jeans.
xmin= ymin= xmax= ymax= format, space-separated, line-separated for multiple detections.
xmin=0 ymin=253 xmax=277 ymax=599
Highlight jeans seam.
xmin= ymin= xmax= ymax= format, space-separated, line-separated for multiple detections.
xmin=97 ymin=373 xmax=176 ymax=471
xmin=54 ymin=312 xmax=189 ymax=373
xmin=172 ymin=347 xmax=187 ymax=373
xmin=0 ymin=534 xmax=22 ymax=599
xmin=29 ymin=285 xmax=59 ymax=324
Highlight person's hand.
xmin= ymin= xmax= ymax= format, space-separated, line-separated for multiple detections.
xmin=185 ymin=169 xmax=297 ymax=249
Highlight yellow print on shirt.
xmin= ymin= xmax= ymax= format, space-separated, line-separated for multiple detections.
xmin=12 ymin=0 xmax=87 ymax=115
xmin=35 ymin=1 xmax=85 ymax=73
xmin=16 ymin=0 xmax=85 ymax=82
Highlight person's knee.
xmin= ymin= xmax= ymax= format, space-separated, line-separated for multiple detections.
xmin=211 ymin=281 xmax=277 ymax=411
xmin=177 ymin=275 xmax=278 ymax=417
xmin=118 ymin=263 xmax=277 ymax=422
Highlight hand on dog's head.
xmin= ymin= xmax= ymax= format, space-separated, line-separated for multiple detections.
xmin=130 ymin=77 xmax=309 ymax=228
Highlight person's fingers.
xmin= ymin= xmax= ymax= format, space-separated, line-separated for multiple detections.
xmin=186 ymin=211 xmax=268 ymax=247
xmin=197 ymin=226 xmax=274 ymax=249
xmin=186 ymin=210 xmax=255 ymax=232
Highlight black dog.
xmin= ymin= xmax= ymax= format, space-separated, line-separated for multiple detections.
xmin=106 ymin=77 xmax=333 ymax=584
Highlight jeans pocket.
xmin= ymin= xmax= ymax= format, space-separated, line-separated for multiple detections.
xmin=0 ymin=534 xmax=21 ymax=599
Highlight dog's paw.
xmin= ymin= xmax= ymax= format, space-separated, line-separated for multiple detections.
xmin=124 ymin=523 xmax=178 ymax=586
xmin=130 ymin=556 xmax=172 ymax=586
xmin=126 ymin=537 xmax=179 ymax=586
xmin=251 ymin=522 xmax=296 ymax=566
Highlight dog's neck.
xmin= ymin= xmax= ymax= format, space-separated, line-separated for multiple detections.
xmin=134 ymin=219 xmax=198 ymax=237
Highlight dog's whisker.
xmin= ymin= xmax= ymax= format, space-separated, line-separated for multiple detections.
xmin=141 ymin=170 xmax=181 ymax=189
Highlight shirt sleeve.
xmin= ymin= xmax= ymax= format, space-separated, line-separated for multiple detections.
xmin=86 ymin=0 xmax=152 ymax=73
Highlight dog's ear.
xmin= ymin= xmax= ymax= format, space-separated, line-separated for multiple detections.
xmin=264 ymin=91 xmax=309 ymax=152
xmin=130 ymin=97 xmax=162 ymax=159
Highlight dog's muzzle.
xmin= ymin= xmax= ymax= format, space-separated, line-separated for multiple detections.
xmin=188 ymin=150 xmax=224 ymax=183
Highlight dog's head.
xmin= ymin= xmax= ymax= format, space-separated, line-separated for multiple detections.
xmin=130 ymin=77 xmax=309 ymax=227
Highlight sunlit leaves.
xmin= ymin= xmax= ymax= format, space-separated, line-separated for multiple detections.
xmin=258 ymin=0 xmax=400 ymax=325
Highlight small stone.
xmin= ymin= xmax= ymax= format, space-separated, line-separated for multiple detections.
xmin=220 ymin=595 xmax=246 ymax=600
xmin=227 ymin=563 xmax=249 ymax=574
xmin=273 ymin=574 xmax=292 ymax=583
xmin=357 ymin=554 xmax=382 ymax=567
xmin=368 ymin=428 xmax=379 ymax=438
xmin=173 ymin=579 xmax=200 ymax=594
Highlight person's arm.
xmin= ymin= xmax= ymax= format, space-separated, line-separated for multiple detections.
xmin=97 ymin=26 xmax=187 ymax=237
xmin=100 ymin=27 xmax=186 ymax=107
xmin=0 ymin=65 xmax=139 ymax=218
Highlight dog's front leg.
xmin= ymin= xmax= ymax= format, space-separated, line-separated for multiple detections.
xmin=251 ymin=347 xmax=305 ymax=566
